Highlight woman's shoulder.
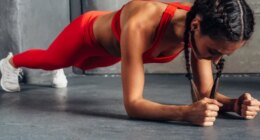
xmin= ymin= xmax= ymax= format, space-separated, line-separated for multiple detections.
xmin=124 ymin=1 xmax=192 ymax=9
xmin=179 ymin=2 xmax=193 ymax=7
xmin=120 ymin=0 xmax=166 ymax=25
xmin=123 ymin=0 xmax=165 ymax=11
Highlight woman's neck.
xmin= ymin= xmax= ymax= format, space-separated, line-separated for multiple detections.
xmin=169 ymin=9 xmax=188 ymax=44
xmin=168 ymin=2 xmax=192 ymax=43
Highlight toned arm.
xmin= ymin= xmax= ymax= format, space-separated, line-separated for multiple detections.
xmin=116 ymin=1 xmax=225 ymax=126
xmin=120 ymin=1 xmax=188 ymax=121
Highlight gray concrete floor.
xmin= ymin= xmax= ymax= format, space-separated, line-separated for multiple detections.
xmin=0 ymin=74 xmax=260 ymax=140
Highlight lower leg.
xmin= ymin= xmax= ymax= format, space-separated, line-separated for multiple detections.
xmin=9 ymin=57 xmax=17 ymax=69
xmin=11 ymin=49 xmax=74 ymax=70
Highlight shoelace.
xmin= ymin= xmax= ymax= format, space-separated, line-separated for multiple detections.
xmin=17 ymin=69 xmax=23 ymax=79
xmin=5 ymin=68 xmax=23 ymax=84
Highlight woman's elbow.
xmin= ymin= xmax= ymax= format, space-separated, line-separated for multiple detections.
xmin=124 ymin=100 xmax=140 ymax=119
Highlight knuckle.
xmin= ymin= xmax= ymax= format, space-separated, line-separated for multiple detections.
xmin=204 ymin=110 xmax=208 ymax=115
xmin=213 ymin=100 xmax=218 ymax=104
xmin=203 ymin=111 xmax=207 ymax=117
xmin=251 ymin=106 xmax=257 ymax=111
xmin=205 ymin=104 xmax=210 ymax=110
xmin=199 ymin=100 xmax=204 ymax=104
xmin=202 ymin=97 xmax=207 ymax=101
xmin=205 ymin=110 xmax=211 ymax=116
xmin=214 ymin=112 xmax=218 ymax=117
xmin=201 ymin=122 xmax=207 ymax=126
xmin=215 ymin=106 xmax=220 ymax=111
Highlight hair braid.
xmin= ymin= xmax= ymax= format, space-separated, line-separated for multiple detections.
xmin=210 ymin=58 xmax=225 ymax=99
xmin=183 ymin=8 xmax=201 ymax=102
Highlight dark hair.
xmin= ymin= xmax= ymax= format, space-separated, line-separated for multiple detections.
xmin=184 ymin=0 xmax=255 ymax=101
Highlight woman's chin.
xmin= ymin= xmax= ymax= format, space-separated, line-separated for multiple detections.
xmin=195 ymin=54 xmax=211 ymax=60
xmin=194 ymin=53 xmax=204 ymax=59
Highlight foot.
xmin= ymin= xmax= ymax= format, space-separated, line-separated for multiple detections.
xmin=0 ymin=52 xmax=22 ymax=92
xmin=52 ymin=69 xmax=68 ymax=88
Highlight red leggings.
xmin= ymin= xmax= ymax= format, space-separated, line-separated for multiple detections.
xmin=13 ymin=11 xmax=121 ymax=71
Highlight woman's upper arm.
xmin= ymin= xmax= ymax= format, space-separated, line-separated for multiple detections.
xmin=119 ymin=2 xmax=157 ymax=107
xmin=120 ymin=19 xmax=152 ymax=111
xmin=121 ymin=24 xmax=145 ymax=99
xmin=191 ymin=51 xmax=214 ymax=96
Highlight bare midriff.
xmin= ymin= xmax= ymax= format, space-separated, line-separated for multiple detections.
xmin=93 ymin=12 xmax=122 ymax=57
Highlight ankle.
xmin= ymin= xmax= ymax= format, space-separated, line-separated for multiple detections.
xmin=8 ymin=58 xmax=18 ymax=69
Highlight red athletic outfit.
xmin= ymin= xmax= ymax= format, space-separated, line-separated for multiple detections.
xmin=112 ymin=2 xmax=191 ymax=63
xmin=13 ymin=2 xmax=190 ymax=70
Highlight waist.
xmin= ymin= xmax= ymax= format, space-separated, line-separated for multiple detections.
xmin=89 ymin=11 xmax=122 ymax=58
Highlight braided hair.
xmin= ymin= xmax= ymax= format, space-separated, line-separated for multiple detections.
xmin=184 ymin=0 xmax=255 ymax=101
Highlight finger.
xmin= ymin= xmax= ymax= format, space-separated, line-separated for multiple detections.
xmin=245 ymin=116 xmax=255 ymax=120
xmin=244 ymin=111 xmax=257 ymax=116
xmin=205 ymin=110 xmax=218 ymax=117
xmin=244 ymin=93 xmax=252 ymax=100
xmin=243 ymin=100 xmax=250 ymax=105
xmin=244 ymin=99 xmax=260 ymax=106
xmin=203 ymin=98 xmax=223 ymax=107
xmin=254 ymin=99 xmax=260 ymax=106
xmin=241 ymin=110 xmax=247 ymax=118
xmin=205 ymin=104 xmax=220 ymax=111
xmin=242 ymin=105 xmax=260 ymax=112
xmin=204 ymin=117 xmax=216 ymax=122
xmin=202 ymin=121 xmax=214 ymax=127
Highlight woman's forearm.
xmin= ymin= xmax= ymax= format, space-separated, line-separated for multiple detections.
xmin=197 ymin=91 xmax=236 ymax=112
xmin=127 ymin=98 xmax=189 ymax=121
xmin=216 ymin=92 xmax=236 ymax=112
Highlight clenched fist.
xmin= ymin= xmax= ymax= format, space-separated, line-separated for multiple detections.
xmin=185 ymin=97 xmax=223 ymax=127
xmin=234 ymin=93 xmax=260 ymax=119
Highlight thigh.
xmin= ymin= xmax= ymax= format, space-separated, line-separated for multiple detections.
xmin=46 ymin=14 xmax=90 ymax=62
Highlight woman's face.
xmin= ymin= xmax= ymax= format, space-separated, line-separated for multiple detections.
xmin=190 ymin=30 xmax=246 ymax=64
xmin=190 ymin=16 xmax=246 ymax=64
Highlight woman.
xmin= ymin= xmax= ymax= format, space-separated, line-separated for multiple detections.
xmin=0 ymin=0 xmax=259 ymax=126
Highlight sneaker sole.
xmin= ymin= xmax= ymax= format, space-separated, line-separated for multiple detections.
xmin=0 ymin=60 xmax=20 ymax=92
xmin=52 ymin=82 xmax=68 ymax=88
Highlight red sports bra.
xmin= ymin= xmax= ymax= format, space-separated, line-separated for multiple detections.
xmin=111 ymin=2 xmax=191 ymax=63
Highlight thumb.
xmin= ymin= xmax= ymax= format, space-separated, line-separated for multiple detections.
xmin=244 ymin=93 xmax=252 ymax=100
xmin=203 ymin=97 xmax=223 ymax=107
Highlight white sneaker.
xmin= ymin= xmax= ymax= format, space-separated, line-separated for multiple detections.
xmin=0 ymin=52 xmax=22 ymax=92
xmin=52 ymin=69 xmax=68 ymax=88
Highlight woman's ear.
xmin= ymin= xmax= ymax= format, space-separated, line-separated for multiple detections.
xmin=190 ymin=16 xmax=202 ymax=32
